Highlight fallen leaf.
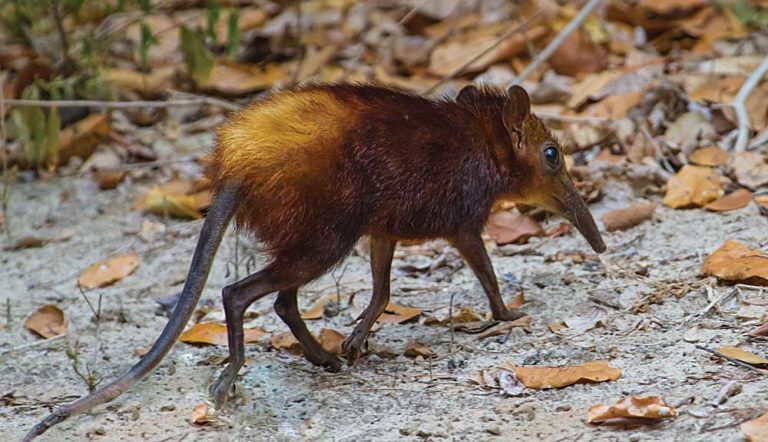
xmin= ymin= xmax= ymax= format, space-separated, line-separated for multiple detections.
xmin=3 ymin=236 xmax=50 ymax=251
xmin=731 ymin=151 xmax=768 ymax=190
xmin=377 ymin=302 xmax=422 ymax=324
xmin=301 ymin=294 xmax=345 ymax=320
xmin=92 ymin=170 xmax=126 ymax=190
xmin=404 ymin=339 xmax=434 ymax=358
xmin=741 ymin=412 xmax=768 ymax=441
xmin=664 ymin=112 xmax=717 ymax=152
xmin=476 ymin=316 xmax=532 ymax=339
xmin=582 ymin=92 xmax=643 ymax=119
xmin=508 ymin=291 xmax=525 ymax=309
xmin=78 ymin=254 xmax=140 ymax=289
xmin=587 ymin=396 xmax=676 ymax=424
xmin=270 ymin=332 xmax=302 ymax=354
xmin=548 ymin=320 xmax=566 ymax=332
xmin=201 ymin=61 xmax=287 ymax=96
xmin=701 ymin=240 xmax=768 ymax=285
xmin=468 ymin=367 xmax=525 ymax=396
xmin=25 ymin=305 xmax=66 ymax=338
xmin=561 ymin=307 xmax=607 ymax=333
xmin=663 ymin=165 xmax=723 ymax=208
xmin=549 ymin=28 xmax=608 ymax=77
xmin=58 ymin=114 xmax=111 ymax=166
xmin=513 ymin=360 xmax=621 ymax=389
xmin=142 ymin=189 xmax=203 ymax=219
xmin=602 ymin=202 xmax=657 ymax=231
xmin=704 ymin=189 xmax=751 ymax=212
xmin=317 ymin=328 xmax=345 ymax=355
xmin=749 ymin=322 xmax=768 ymax=336
xmin=189 ymin=403 xmax=218 ymax=425
xmin=688 ymin=146 xmax=729 ymax=166
xmin=179 ymin=323 xmax=266 ymax=346
xmin=486 ymin=211 xmax=544 ymax=245
xmin=102 ymin=67 xmax=175 ymax=94
xmin=715 ymin=346 xmax=768 ymax=366
xmin=567 ymin=70 xmax=623 ymax=109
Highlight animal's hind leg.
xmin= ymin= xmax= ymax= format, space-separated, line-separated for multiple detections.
xmin=210 ymin=268 xmax=282 ymax=408
xmin=342 ymin=235 xmax=396 ymax=364
xmin=274 ymin=287 xmax=341 ymax=371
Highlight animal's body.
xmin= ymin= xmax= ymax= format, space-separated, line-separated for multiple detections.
xmin=25 ymin=83 xmax=605 ymax=440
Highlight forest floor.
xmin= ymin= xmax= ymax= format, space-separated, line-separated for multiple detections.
xmin=1 ymin=129 xmax=767 ymax=442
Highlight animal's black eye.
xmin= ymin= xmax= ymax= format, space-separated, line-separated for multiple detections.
xmin=543 ymin=146 xmax=560 ymax=167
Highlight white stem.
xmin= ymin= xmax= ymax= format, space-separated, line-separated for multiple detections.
xmin=732 ymin=53 xmax=768 ymax=151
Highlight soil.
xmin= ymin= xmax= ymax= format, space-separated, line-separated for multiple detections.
xmin=1 ymin=133 xmax=767 ymax=441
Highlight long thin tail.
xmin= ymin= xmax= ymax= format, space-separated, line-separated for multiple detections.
xmin=23 ymin=185 xmax=240 ymax=441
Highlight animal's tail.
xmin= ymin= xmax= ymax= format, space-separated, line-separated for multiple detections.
xmin=22 ymin=184 xmax=240 ymax=442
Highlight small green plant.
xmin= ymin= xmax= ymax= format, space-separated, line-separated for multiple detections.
xmin=9 ymin=85 xmax=60 ymax=170
xmin=180 ymin=25 xmax=215 ymax=84
xmin=205 ymin=0 xmax=221 ymax=41
xmin=226 ymin=9 xmax=241 ymax=57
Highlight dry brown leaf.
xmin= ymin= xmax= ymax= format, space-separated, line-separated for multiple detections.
xmin=514 ymin=360 xmax=621 ymax=389
xmin=561 ymin=307 xmax=607 ymax=333
xmin=58 ymin=114 xmax=111 ymax=166
xmin=549 ymin=28 xmax=608 ymax=77
xmin=662 ymin=165 xmax=723 ymax=208
xmin=731 ymin=151 xmax=768 ymax=190
xmin=715 ymin=346 xmax=768 ymax=366
xmin=92 ymin=170 xmax=126 ymax=190
xmin=25 ymin=305 xmax=66 ymax=338
xmin=404 ymin=339 xmax=434 ymax=358
xmin=508 ymin=291 xmax=525 ymax=309
xmin=200 ymin=61 xmax=287 ymax=95
xmin=476 ymin=316 xmax=532 ymax=340
xmin=688 ymin=146 xmax=729 ymax=167
xmin=548 ymin=320 xmax=566 ymax=332
xmin=133 ymin=179 xmax=212 ymax=220
xmin=749 ymin=321 xmax=768 ymax=337
xmin=101 ymin=67 xmax=175 ymax=94
xmin=179 ymin=323 xmax=266 ymax=346
xmin=428 ymin=24 xmax=547 ymax=77
xmin=587 ymin=396 xmax=676 ymax=424
xmin=270 ymin=332 xmax=302 ymax=354
xmin=602 ymin=202 xmax=657 ymax=232
xmin=301 ymin=294 xmax=345 ymax=320
xmin=704 ymin=189 xmax=751 ymax=212
xmin=317 ymin=328 xmax=345 ymax=355
xmin=486 ymin=210 xmax=544 ymax=246
xmin=377 ymin=302 xmax=422 ymax=324
xmin=189 ymin=403 xmax=216 ymax=425
xmin=688 ymin=76 xmax=744 ymax=103
xmin=582 ymin=92 xmax=643 ymax=119
xmin=701 ymin=240 xmax=768 ymax=285
xmin=78 ymin=254 xmax=140 ymax=289
xmin=741 ymin=412 xmax=768 ymax=441
xmin=567 ymin=70 xmax=623 ymax=109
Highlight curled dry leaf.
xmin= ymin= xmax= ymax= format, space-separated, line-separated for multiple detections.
xmin=663 ymin=165 xmax=723 ymax=209
xmin=602 ymin=202 xmax=657 ymax=232
xmin=701 ymin=240 xmax=768 ymax=286
xmin=486 ymin=211 xmax=544 ymax=246
xmin=78 ymin=254 xmax=140 ymax=289
xmin=189 ymin=403 xmax=219 ymax=426
xmin=741 ymin=412 xmax=768 ymax=441
xmin=25 ymin=305 xmax=67 ymax=338
xmin=715 ymin=346 xmax=768 ymax=366
xmin=404 ymin=339 xmax=434 ymax=358
xmin=508 ymin=291 xmax=525 ymax=309
xmin=179 ymin=323 xmax=266 ymax=346
xmin=270 ymin=332 xmax=302 ymax=354
xmin=561 ymin=307 xmax=607 ymax=334
xmin=688 ymin=146 xmax=729 ymax=167
xmin=376 ymin=302 xmax=422 ymax=324
xmin=587 ymin=396 xmax=676 ymax=424
xmin=513 ymin=360 xmax=621 ymax=389
xmin=301 ymin=294 xmax=346 ymax=320
xmin=704 ymin=189 xmax=751 ymax=212
xmin=476 ymin=316 xmax=532 ymax=340
xmin=58 ymin=114 xmax=111 ymax=167
xmin=731 ymin=151 xmax=768 ymax=190
xmin=318 ymin=328 xmax=345 ymax=355
xmin=92 ymin=170 xmax=127 ymax=190
xmin=748 ymin=321 xmax=768 ymax=337
xmin=133 ymin=179 xmax=212 ymax=220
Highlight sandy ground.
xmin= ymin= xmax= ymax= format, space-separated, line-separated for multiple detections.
xmin=1 ymin=136 xmax=767 ymax=441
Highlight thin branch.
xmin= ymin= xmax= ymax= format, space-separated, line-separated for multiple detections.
xmin=4 ymin=97 xmax=241 ymax=111
xmin=423 ymin=12 xmax=540 ymax=96
xmin=695 ymin=345 xmax=768 ymax=376
xmin=513 ymin=0 xmax=601 ymax=85
xmin=536 ymin=111 xmax=610 ymax=125
xmin=732 ymin=53 xmax=768 ymax=151
xmin=0 ymin=334 xmax=66 ymax=358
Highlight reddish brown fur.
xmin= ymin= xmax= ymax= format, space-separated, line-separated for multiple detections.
xmin=208 ymin=84 xmax=552 ymax=277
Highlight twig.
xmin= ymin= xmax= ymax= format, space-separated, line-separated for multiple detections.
xmin=398 ymin=0 xmax=431 ymax=26
xmin=0 ymin=72 xmax=10 ymax=241
xmin=423 ymin=13 xmax=540 ymax=96
xmin=695 ymin=345 xmax=768 ymax=375
xmin=512 ymin=0 xmax=602 ymax=85
xmin=536 ymin=112 xmax=611 ymax=126
xmin=4 ymin=97 xmax=241 ymax=111
xmin=732 ymin=53 xmax=768 ymax=151
xmin=683 ymin=286 xmax=736 ymax=323
xmin=97 ymin=154 xmax=203 ymax=172
xmin=0 ymin=334 xmax=66 ymax=358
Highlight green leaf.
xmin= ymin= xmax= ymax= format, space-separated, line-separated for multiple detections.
xmin=139 ymin=19 xmax=158 ymax=68
xmin=226 ymin=9 xmax=240 ymax=57
xmin=205 ymin=0 xmax=221 ymax=40
xmin=180 ymin=25 xmax=214 ymax=85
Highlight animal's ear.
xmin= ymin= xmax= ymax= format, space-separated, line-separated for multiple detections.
xmin=503 ymin=85 xmax=531 ymax=133
xmin=456 ymin=85 xmax=480 ymax=104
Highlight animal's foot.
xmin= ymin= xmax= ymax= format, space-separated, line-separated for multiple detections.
xmin=493 ymin=308 xmax=527 ymax=322
xmin=210 ymin=365 xmax=239 ymax=409
xmin=304 ymin=349 xmax=343 ymax=372
xmin=342 ymin=330 xmax=367 ymax=365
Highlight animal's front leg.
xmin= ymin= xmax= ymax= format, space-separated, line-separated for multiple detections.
xmin=450 ymin=232 xmax=526 ymax=321
xmin=342 ymin=235 xmax=396 ymax=364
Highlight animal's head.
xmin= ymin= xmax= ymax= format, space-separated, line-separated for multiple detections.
xmin=492 ymin=85 xmax=606 ymax=253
